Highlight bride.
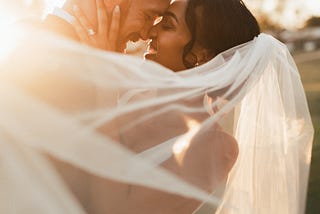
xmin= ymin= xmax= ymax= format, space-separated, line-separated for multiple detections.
xmin=0 ymin=0 xmax=314 ymax=213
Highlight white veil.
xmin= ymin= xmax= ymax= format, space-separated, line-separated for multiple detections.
xmin=0 ymin=10 xmax=314 ymax=214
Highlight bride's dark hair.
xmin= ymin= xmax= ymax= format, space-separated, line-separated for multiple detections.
xmin=183 ymin=0 xmax=260 ymax=68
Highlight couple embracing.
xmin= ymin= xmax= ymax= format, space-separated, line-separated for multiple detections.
xmin=0 ymin=0 xmax=313 ymax=214
xmin=44 ymin=0 xmax=259 ymax=71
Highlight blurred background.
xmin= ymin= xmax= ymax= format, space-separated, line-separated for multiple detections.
xmin=245 ymin=1 xmax=320 ymax=213
xmin=0 ymin=0 xmax=319 ymax=213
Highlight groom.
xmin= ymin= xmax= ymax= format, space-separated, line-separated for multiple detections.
xmin=44 ymin=0 xmax=170 ymax=52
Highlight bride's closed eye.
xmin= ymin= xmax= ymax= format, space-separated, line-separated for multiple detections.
xmin=160 ymin=17 xmax=175 ymax=30
xmin=159 ymin=11 xmax=179 ymax=31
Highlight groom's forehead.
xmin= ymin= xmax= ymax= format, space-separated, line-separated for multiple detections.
xmin=136 ymin=0 xmax=170 ymax=13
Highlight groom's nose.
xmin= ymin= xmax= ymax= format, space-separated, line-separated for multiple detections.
xmin=139 ymin=28 xmax=150 ymax=41
xmin=139 ymin=22 xmax=155 ymax=40
xmin=148 ymin=25 xmax=157 ymax=39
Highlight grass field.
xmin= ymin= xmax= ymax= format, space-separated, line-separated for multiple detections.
xmin=295 ymin=55 xmax=320 ymax=214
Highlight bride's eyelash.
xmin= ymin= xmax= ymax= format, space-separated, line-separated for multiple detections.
xmin=160 ymin=17 xmax=174 ymax=30
xmin=161 ymin=24 xmax=173 ymax=30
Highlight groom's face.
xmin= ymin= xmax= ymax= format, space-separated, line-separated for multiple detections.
xmin=118 ymin=0 xmax=170 ymax=52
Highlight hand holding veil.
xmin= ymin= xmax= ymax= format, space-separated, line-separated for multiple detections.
xmin=0 ymin=22 xmax=313 ymax=214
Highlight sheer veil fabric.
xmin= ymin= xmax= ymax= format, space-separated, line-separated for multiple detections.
xmin=0 ymin=22 xmax=313 ymax=214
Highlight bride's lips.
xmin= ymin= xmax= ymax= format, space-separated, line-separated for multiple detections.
xmin=146 ymin=40 xmax=158 ymax=55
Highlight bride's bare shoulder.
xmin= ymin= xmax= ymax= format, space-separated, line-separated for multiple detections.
xmin=166 ymin=128 xmax=239 ymax=192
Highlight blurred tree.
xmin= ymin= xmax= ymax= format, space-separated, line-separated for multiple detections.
xmin=275 ymin=0 xmax=287 ymax=14
xmin=305 ymin=16 xmax=320 ymax=27
xmin=257 ymin=14 xmax=283 ymax=33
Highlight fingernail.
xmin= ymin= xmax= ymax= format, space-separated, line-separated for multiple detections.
xmin=73 ymin=5 xmax=79 ymax=12
xmin=114 ymin=5 xmax=120 ymax=13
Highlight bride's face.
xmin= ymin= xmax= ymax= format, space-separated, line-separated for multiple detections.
xmin=144 ymin=0 xmax=191 ymax=72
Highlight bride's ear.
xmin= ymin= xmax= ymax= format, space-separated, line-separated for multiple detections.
xmin=186 ymin=41 xmax=215 ymax=67
xmin=192 ymin=47 xmax=215 ymax=66
xmin=184 ymin=44 xmax=215 ymax=68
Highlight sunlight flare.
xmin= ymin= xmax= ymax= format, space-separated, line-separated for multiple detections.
xmin=0 ymin=29 xmax=20 ymax=62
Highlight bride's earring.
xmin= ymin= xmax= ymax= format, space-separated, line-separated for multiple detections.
xmin=192 ymin=47 xmax=215 ymax=67
xmin=190 ymin=54 xmax=200 ymax=67
xmin=184 ymin=52 xmax=199 ymax=68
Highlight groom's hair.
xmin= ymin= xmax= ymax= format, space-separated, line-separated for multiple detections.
xmin=182 ymin=0 xmax=260 ymax=68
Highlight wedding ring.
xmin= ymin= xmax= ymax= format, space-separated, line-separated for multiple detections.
xmin=87 ymin=29 xmax=96 ymax=36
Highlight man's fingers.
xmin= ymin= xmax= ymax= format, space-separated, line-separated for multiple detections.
xmin=96 ymin=0 xmax=108 ymax=35
xmin=72 ymin=3 xmax=117 ymax=51
xmin=73 ymin=5 xmax=95 ymax=34
xmin=72 ymin=17 xmax=91 ymax=42
xmin=109 ymin=5 xmax=120 ymax=50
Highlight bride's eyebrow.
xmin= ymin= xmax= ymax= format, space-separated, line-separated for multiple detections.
xmin=163 ymin=11 xmax=179 ymax=23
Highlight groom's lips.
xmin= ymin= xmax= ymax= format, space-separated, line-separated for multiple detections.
xmin=127 ymin=33 xmax=140 ymax=43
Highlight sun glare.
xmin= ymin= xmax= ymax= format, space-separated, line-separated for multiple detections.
xmin=307 ymin=0 xmax=320 ymax=15
xmin=261 ymin=0 xmax=277 ymax=12
xmin=0 ymin=8 xmax=20 ymax=62
xmin=0 ymin=27 xmax=21 ymax=63
xmin=0 ymin=0 xmax=58 ymax=62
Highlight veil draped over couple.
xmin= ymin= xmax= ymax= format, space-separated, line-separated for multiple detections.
xmin=0 ymin=0 xmax=314 ymax=213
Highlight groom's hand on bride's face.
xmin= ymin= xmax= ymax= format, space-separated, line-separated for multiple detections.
xmin=69 ymin=0 xmax=170 ymax=52
xmin=72 ymin=0 xmax=121 ymax=52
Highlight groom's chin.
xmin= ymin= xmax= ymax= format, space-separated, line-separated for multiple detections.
xmin=117 ymin=42 xmax=127 ymax=53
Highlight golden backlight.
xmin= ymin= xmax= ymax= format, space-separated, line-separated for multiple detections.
xmin=0 ymin=8 xmax=20 ymax=62
xmin=246 ymin=0 xmax=320 ymax=29
xmin=0 ymin=1 xmax=45 ymax=62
